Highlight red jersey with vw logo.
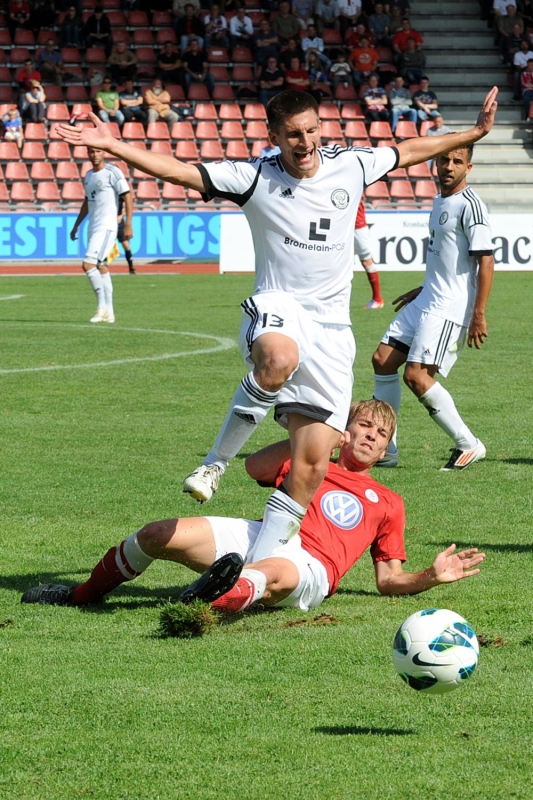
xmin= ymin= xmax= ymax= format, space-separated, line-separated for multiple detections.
xmin=275 ymin=460 xmax=406 ymax=596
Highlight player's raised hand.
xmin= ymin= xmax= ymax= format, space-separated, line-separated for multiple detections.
xmin=432 ymin=543 xmax=485 ymax=584
xmin=473 ymin=86 xmax=498 ymax=139
xmin=392 ymin=285 xmax=422 ymax=312
xmin=56 ymin=112 xmax=118 ymax=151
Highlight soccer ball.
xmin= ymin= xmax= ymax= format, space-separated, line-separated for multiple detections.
xmin=392 ymin=608 xmax=479 ymax=695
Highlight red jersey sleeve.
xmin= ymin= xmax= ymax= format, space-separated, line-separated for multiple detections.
xmin=355 ymin=199 xmax=367 ymax=229
xmin=369 ymin=493 xmax=407 ymax=563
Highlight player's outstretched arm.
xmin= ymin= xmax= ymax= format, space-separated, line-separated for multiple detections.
xmin=245 ymin=439 xmax=292 ymax=486
xmin=374 ymin=544 xmax=485 ymax=595
xmin=468 ymin=254 xmax=494 ymax=348
xmin=56 ymin=112 xmax=206 ymax=192
xmin=396 ymin=86 xmax=498 ymax=168
xmin=391 ymin=285 xmax=423 ymax=312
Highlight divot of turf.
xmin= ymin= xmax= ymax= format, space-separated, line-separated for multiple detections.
xmin=158 ymin=600 xmax=217 ymax=639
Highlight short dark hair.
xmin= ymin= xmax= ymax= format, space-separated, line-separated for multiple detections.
xmin=266 ymin=90 xmax=319 ymax=132
xmin=420 ymin=75 xmax=429 ymax=81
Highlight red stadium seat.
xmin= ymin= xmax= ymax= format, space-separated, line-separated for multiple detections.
xmin=47 ymin=141 xmax=71 ymax=161
xmin=219 ymin=103 xmax=242 ymax=120
xmin=129 ymin=11 xmax=150 ymax=27
xmin=0 ymin=142 xmax=21 ymax=161
xmin=232 ymin=65 xmax=254 ymax=82
xmin=243 ymin=103 xmax=267 ymax=120
xmin=107 ymin=10 xmax=127 ymax=25
xmin=61 ymin=182 xmax=85 ymax=202
xmin=322 ymin=29 xmax=342 ymax=45
xmin=195 ymin=121 xmax=219 ymax=140
xmin=11 ymin=182 xmax=35 ymax=203
xmin=6 ymin=162 xmax=30 ymax=181
xmin=10 ymin=48 xmax=32 ymax=64
xmin=390 ymin=179 xmax=415 ymax=200
xmin=150 ymin=140 xmax=173 ymax=156
xmin=318 ymin=103 xmax=340 ymax=120
xmin=114 ymin=161 xmax=130 ymax=178
xmin=136 ymin=47 xmax=157 ymax=64
xmin=133 ymin=165 xmax=151 ymax=179
xmin=226 ymin=140 xmax=250 ymax=159
xmin=208 ymin=47 xmax=230 ymax=63
xmin=187 ymin=85 xmax=210 ymax=101
xmin=24 ymin=123 xmax=48 ymax=141
xmin=152 ymin=11 xmax=172 ymax=26
xmin=0 ymin=103 xmax=17 ymax=117
xmin=22 ymin=142 xmax=46 ymax=161
xmin=37 ymin=30 xmax=58 ymax=45
xmin=245 ymin=121 xmax=268 ymax=139
xmin=344 ymin=121 xmax=368 ymax=140
xmin=364 ymin=181 xmax=390 ymax=201
xmin=31 ymin=162 xmax=55 ymax=181
xmin=112 ymin=30 xmax=131 ymax=45
xmin=66 ymin=86 xmax=89 ymax=103
xmin=55 ymin=161 xmax=81 ymax=181
xmin=334 ymin=84 xmax=357 ymax=101
xmin=414 ymin=179 xmax=438 ymax=199
xmin=61 ymin=47 xmax=82 ymax=64
xmin=72 ymin=145 xmax=89 ymax=160
xmin=232 ymin=46 xmax=253 ymax=63
xmin=155 ymin=29 xmax=177 ymax=45
xmin=320 ymin=120 xmax=343 ymax=140
xmin=407 ymin=162 xmax=432 ymax=179
xmin=394 ymin=121 xmax=418 ymax=139
xmin=46 ymin=103 xmax=70 ymax=121
xmin=14 ymin=29 xmax=35 ymax=45
xmin=0 ymin=31 xmax=11 ymax=47
xmin=132 ymin=29 xmax=154 ymax=45
xmin=340 ymin=103 xmax=365 ymax=120
xmin=209 ymin=65 xmax=230 ymax=82
xmin=162 ymin=183 xmax=186 ymax=201
xmin=171 ymin=121 xmax=195 ymax=140
xmin=194 ymin=103 xmax=218 ymax=120
xmin=135 ymin=181 xmax=161 ymax=206
xmin=0 ymin=183 xmax=8 ymax=202
xmin=369 ymin=121 xmax=394 ymax=140
xmin=220 ymin=121 xmax=244 ymax=139
xmin=86 ymin=48 xmax=107 ymax=64
xmin=212 ymin=85 xmax=235 ymax=101
xmin=175 ymin=140 xmax=199 ymax=160
xmin=388 ymin=167 xmax=408 ymax=179
xmin=122 ymin=122 xmax=145 ymax=141
xmin=419 ymin=121 xmax=431 ymax=136
xmin=36 ymin=182 xmax=61 ymax=205
xmin=200 ymin=140 xmax=225 ymax=159
xmin=250 ymin=140 xmax=268 ymax=157
xmin=166 ymin=85 xmax=186 ymax=102
xmin=146 ymin=122 xmax=170 ymax=140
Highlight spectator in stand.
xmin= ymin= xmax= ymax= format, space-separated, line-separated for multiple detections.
xmin=338 ymin=0 xmax=362 ymax=39
xmin=85 ymin=7 xmax=113 ymax=56
xmin=399 ymin=36 xmax=426 ymax=84
xmin=292 ymin=0 xmax=315 ymax=30
xmin=96 ymin=78 xmax=125 ymax=127
xmin=497 ymin=4 xmax=524 ymax=62
xmin=229 ymin=7 xmax=255 ymax=51
xmin=37 ymin=39 xmax=66 ymax=86
xmin=258 ymin=56 xmax=285 ymax=107
xmin=425 ymin=111 xmax=451 ymax=136
xmin=60 ymin=5 xmax=85 ymax=48
xmin=493 ymin=0 xmax=517 ymax=17
xmin=144 ymin=79 xmax=180 ymax=127
xmin=16 ymin=58 xmax=41 ymax=94
xmin=386 ymin=0 xmax=411 ymax=15
xmin=177 ymin=3 xmax=206 ymax=54
xmin=182 ymin=38 xmax=215 ymax=96
xmin=345 ymin=22 xmax=374 ymax=49
xmin=280 ymin=37 xmax=305 ymax=71
xmin=329 ymin=50 xmax=353 ymax=87
xmin=204 ymin=4 xmax=229 ymax=49
xmin=315 ymin=0 xmax=340 ymax=35
xmin=23 ymin=80 xmax=47 ymax=122
xmin=284 ymin=55 xmax=311 ymax=91
xmin=513 ymin=39 xmax=533 ymax=99
xmin=119 ymin=79 xmax=148 ymax=124
xmin=517 ymin=0 xmax=533 ymax=25
xmin=388 ymin=74 xmax=417 ymax=132
xmin=157 ymin=40 xmax=185 ymax=85
xmin=392 ymin=17 xmax=423 ymax=67
xmin=412 ymin=76 xmax=440 ymax=121
xmin=108 ymin=41 xmax=138 ymax=85
xmin=302 ymin=23 xmax=331 ymax=71
xmin=363 ymin=72 xmax=389 ymax=121
xmin=520 ymin=57 xmax=533 ymax=117
xmin=4 ymin=108 xmax=24 ymax=151
xmin=368 ymin=2 xmax=391 ymax=46
xmin=173 ymin=0 xmax=201 ymax=16
xmin=388 ymin=3 xmax=404 ymax=35
xmin=349 ymin=34 xmax=379 ymax=87
xmin=307 ymin=52 xmax=330 ymax=101
xmin=8 ymin=0 xmax=31 ymax=39
xmin=272 ymin=1 xmax=301 ymax=46
xmin=256 ymin=19 xmax=280 ymax=69
xmin=32 ymin=0 xmax=56 ymax=32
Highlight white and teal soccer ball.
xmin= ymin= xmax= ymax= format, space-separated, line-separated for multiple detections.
xmin=392 ymin=608 xmax=479 ymax=695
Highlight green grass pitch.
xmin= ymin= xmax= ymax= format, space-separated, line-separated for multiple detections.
xmin=0 ymin=271 xmax=531 ymax=800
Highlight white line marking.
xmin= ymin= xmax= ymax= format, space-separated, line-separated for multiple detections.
xmin=0 ymin=294 xmax=24 ymax=301
xmin=0 ymin=324 xmax=236 ymax=374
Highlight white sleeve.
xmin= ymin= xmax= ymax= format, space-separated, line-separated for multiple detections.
xmin=352 ymin=146 xmax=399 ymax=186
xmin=198 ymin=159 xmax=261 ymax=206
xmin=461 ymin=194 xmax=493 ymax=255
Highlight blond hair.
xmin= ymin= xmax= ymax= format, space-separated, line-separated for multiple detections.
xmin=347 ymin=399 xmax=396 ymax=444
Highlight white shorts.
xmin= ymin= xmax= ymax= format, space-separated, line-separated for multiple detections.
xmin=207 ymin=516 xmax=330 ymax=611
xmin=239 ymin=291 xmax=355 ymax=433
xmin=84 ymin=229 xmax=117 ymax=266
xmin=354 ymin=225 xmax=372 ymax=262
xmin=382 ymin=303 xmax=467 ymax=378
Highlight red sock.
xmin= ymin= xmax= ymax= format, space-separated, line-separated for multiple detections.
xmin=366 ymin=271 xmax=383 ymax=303
xmin=70 ymin=543 xmax=138 ymax=605
xmin=211 ymin=577 xmax=255 ymax=614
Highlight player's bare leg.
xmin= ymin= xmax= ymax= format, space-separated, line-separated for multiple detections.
xmin=183 ymin=332 xmax=299 ymax=502
xmin=372 ymin=343 xmax=407 ymax=465
xmin=361 ymin=257 xmax=384 ymax=309
xmin=211 ymin=556 xmax=300 ymax=613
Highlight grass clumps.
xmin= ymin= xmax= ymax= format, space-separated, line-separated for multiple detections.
xmin=159 ymin=600 xmax=218 ymax=639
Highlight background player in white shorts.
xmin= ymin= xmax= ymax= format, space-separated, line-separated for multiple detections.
xmin=21 ymin=400 xmax=485 ymax=610
xmin=70 ymin=147 xmax=132 ymax=323
xmin=56 ymin=86 xmax=498 ymax=561
xmin=372 ymin=143 xmax=495 ymax=471
xmin=354 ymin=198 xmax=384 ymax=309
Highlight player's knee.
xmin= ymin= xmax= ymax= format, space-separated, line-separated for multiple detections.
xmin=137 ymin=521 xmax=174 ymax=555
xmin=372 ymin=347 xmax=386 ymax=372
xmin=403 ymin=366 xmax=421 ymax=394
xmin=255 ymin=350 xmax=297 ymax=390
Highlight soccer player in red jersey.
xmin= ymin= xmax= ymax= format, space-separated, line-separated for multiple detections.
xmin=21 ymin=401 xmax=484 ymax=613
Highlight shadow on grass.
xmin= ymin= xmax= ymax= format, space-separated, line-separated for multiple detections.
xmin=315 ymin=725 xmax=414 ymax=736
xmin=335 ymin=588 xmax=379 ymax=597
xmin=502 ymin=458 xmax=533 ymax=465
xmin=429 ymin=541 xmax=533 ymax=553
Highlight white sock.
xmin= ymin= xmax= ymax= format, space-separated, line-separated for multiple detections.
xmin=86 ymin=267 xmax=105 ymax=309
xmin=374 ymin=373 xmax=401 ymax=453
xmin=119 ymin=530 xmax=154 ymax=578
xmin=100 ymin=271 xmax=114 ymax=314
xmin=419 ymin=382 xmax=477 ymax=449
xmin=251 ymin=488 xmax=306 ymax=562
xmin=203 ymin=372 xmax=279 ymax=471
xmin=240 ymin=569 xmax=268 ymax=605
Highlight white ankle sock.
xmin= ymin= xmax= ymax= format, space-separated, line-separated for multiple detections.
xmin=86 ymin=267 xmax=105 ymax=309
xmin=419 ymin=382 xmax=477 ymax=449
xmin=374 ymin=373 xmax=401 ymax=453
xmin=100 ymin=271 xmax=114 ymax=314
xmin=203 ymin=372 xmax=279 ymax=471
xmin=251 ymin=488 xmax=306 ymax=562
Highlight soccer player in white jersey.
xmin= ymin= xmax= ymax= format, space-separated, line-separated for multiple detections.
xmin=70 ymin=147 xmax=133 ymax=323
xmin=56 ymin=87 xmax=498 ymax=558
xmin=372 ymin=144 xmax=494 ymax=471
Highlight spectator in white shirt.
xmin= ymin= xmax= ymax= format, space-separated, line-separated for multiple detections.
xmin=229 ymin=8 xmax=255 ymax=50
xmin=302 ymin=23 xmax=331 ymax=70
xmin=338 ymin=0 xmax=362 ymax=38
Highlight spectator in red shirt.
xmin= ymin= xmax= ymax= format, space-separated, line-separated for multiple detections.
xmin=520 ymin=57 xmax=533 ymax=117
xmin=284 ymin=56 xmax=312 ymax=91
xmin=345 ymin=22 xmax=374 ymax=48
xmin=349 ymin=34 xmax=379 ymax=87
xmin=392 ymin=17 xmax=423 ymax=66
xmin=16 ymin=58 xmax=42 ymax=93
xmin=8 ymin=0 xmax=31 ymax=38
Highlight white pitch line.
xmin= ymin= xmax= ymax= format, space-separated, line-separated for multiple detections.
xmin=0 ymin=325 xmax=236 ymax=375
xmin=0 ymin=294 xmax=24 ymax=301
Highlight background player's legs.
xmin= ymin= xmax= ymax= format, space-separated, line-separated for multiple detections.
xmin=251 ymin=415 xmax=340 ymax=561
xmin=122 ymin=240 xmax=135 ymax=274
xmin=361 ymin=256 xmax=384 ymax=309
xmin=183 ymin=332 xmax=299 ymax=502
xmin=372 ymin=343 xmax=407 ymax=464
xmin=98 ymin=263 xmax=115 ymax=323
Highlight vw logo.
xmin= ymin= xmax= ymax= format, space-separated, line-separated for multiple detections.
xmin=320 ymin=491 xmax=363 ymax=530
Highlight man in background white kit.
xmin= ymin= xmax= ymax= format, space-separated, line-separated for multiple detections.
xmin=70 ymin=147 xmax=133 ymax=323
